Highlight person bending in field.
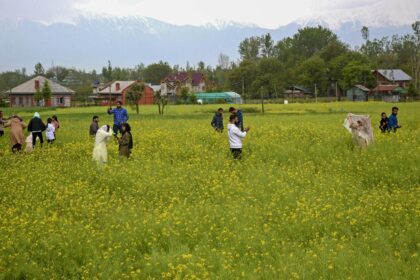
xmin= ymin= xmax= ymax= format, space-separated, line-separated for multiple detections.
xmin=379 ymin=112 xmax=389 ymax=133
xmin=4 ymin=115 xmax=26 ymax=153
xmin=107 ymin=101 xmax=129 ymax=135
xmin=349 ymin=120 xmax=368 ymax=148
xmin=89 ymin=116 xmax=99 ymax=136
xmin=116 ymin=123 xmax=133 ymax=158
xmin=45 ymin=118 xmax=55 ymax=144
xmin=27 ymin=112 xmax=46 ymax=148
xmin=227 ymin=114 xmax=250 ymax=159
xmin=211 ymin=108 xmax=224 ymax=132
xmin=388 ymin=107 xmax=401 ymax=132
xmin=93 ymin=125 xmax=113 ymax=164
xmin=229 ymin=107 xmax=244 ymax=131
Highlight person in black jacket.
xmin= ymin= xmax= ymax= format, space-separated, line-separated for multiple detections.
xmin=379 ymin=112 xmax=388 ymax=133
xmin=211 ymin=108 xmax=224 ymax=132
xmin=28 ymin=112 xmax=46 ymax=147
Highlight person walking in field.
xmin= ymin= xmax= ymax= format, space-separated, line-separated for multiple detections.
xmin=51 ymin=115 xmax=59 ymax=137
xmin=379 ymin=112 xmax=389 ymax=133
xmin=107 ymin=101 xmax=129 ymax=135
xmin=27 ymin=112 xmax=46 ymax=148
xmin=4 ymin=115 xmax=26 ymax=153
xmin=229 ymin=107 xmax=244 ymax=131
xmin=89 ymin=116 xmax=100 ymax=136
xmin=344 ymin=113 xmax=373 ymax=148
xmin=45 ymin=118 xmax=55 ymax=144
xmin=92 ymin=125 xmax=113 ymax=164
xmin=227 ymin=114 xmax=250 ymax=159
xmin=388 ymin=107 xmax=401 ymax=132
xmin=0 ymin=111 xmax=5 ymax=137
xmin=211 ymin=108 xmax=224 ymax=132
xmin=116 ymin=123 xmax=133 ymax=158
xmin=25 ymin=134 xmax=33 ymax=152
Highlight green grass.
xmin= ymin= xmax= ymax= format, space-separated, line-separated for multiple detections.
xmin=0 ymin=102 xmax=419 ymax=279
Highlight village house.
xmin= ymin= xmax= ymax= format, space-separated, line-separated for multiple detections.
xmin=346 ymin=84 xmax=370 ymax=101
xmin=7 ymin=76 xmax=74 ymax=107
xmin=284 ymin=86 xmax=312 ymax=98
xmin=96 ymin=81 xmax=155 ymax=105
xmin=160 ymin=72 xmax=205 ymax=96
xmin=372 ymin=69 xmax=412 ymax=88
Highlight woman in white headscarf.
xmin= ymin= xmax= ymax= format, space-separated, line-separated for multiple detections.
xmin=92 ymin=125 xmax=113 ymax=164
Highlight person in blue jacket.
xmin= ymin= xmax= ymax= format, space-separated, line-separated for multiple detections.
xmin=388 ymin=107 xmax=401 ymax=132
xmin=229 ymin=107 xmax=244 ymax=131
xmin=211 ymin=108 xmax=224 ymax=132
xmin=107 ymin=101 xmax=129 ymax=135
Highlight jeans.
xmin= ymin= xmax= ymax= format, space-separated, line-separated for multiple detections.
xmin=113 ymin=124 xmax=123 ymax=135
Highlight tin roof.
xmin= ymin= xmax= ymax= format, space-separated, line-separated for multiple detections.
xmin=354 ymin=84 xmax=370 ymax=92
xmin=375 ymin=69 xmax=412 ymax=82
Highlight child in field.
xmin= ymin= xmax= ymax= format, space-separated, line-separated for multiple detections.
xmin=52 ymin=115 xmax=59 ymax=138
xmin=25 ymin=134 xmax=33 ymax=152
xmin=379 ymin=112 xmax=388 ymax=133
xmin=227 ymin=114 xmax=250 ymax=159
xmin=92 ymin=125 xmax=113 ymax=164
xmin=45 ymin=118 xmax=55 ymax=144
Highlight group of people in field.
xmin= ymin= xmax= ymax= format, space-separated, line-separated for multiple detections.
xmin=345 ymin=106 xmax=402 ymax=148
xmin=0 ymin=102 xmax=403 ymax=161
xmin=90 ymin=101 xmax=133 ymax=164
xmin=0 ymin=110 xmax=59 ymax=152
xmin=379 ymin=106 xmax=402 ymax=133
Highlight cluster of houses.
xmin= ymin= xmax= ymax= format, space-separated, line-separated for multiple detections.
xmin=284 ymin=69 xmax=412 ymax=102
xmin=346 ymin=69 xmax=412 ymax=102
xmin=3 ymin=68 xmax=413 ymax=107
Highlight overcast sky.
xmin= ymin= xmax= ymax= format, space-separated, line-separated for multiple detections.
xmin=0 ymin=0 xmax=418 ymax=28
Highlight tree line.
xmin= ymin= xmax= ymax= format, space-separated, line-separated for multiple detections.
xmin=0 ymin=22 xmax=418 ymax=103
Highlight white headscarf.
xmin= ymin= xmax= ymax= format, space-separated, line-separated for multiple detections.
xmin=95 ymin=125 xmax=111 ymax=144
xmin=34 ymin=112 xmax=40 ymax=118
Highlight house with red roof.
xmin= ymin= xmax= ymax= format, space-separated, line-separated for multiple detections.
xmin=96 ymin=81 xmax=155 ymax=105
xmin=160 ymin=72 xmax=205 ymax=96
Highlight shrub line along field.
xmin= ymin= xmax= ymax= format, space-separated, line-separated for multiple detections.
xmin=0 ymin=102 xmax=419 ymax=279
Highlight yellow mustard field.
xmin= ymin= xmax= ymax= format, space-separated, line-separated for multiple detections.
xmin=0 ymin=102 xmax=419 ymax=279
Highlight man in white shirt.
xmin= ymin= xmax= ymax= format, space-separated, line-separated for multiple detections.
xmin=227 ymin=114 xmax=250 ymax=159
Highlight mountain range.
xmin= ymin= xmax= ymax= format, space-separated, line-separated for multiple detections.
xmin=0 ymin=16 xmax=415 ymax=72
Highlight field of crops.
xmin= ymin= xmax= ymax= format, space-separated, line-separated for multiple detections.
xmin=0 ymin=102 xmax=419 ymax=279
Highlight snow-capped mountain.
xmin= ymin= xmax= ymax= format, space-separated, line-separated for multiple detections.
xmin=0 ymin=15 xmax=415 ymax=72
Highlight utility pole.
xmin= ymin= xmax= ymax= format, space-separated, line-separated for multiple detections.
xmin=109 ymin=82 xmax=112 ymax=107
xmin=241 ymin=76 xmax=245 ymax=103
xmin=261 ymin=87 xmax=265 ymax=114
xmin=335 ymin=81 xmax=338 ymax=102
xmin=314 ymin=84 xmax=318 ymax=103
